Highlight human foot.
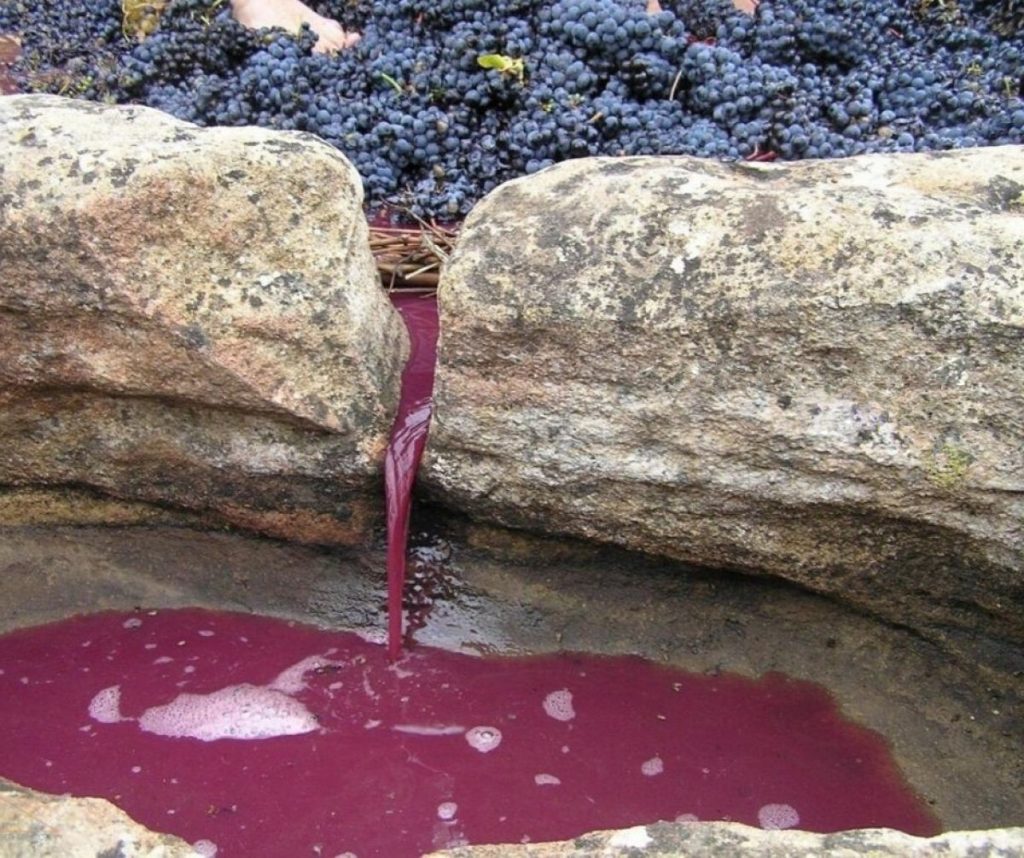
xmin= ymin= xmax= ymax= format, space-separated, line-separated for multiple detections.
xmin=230 ymin=0 xmax=359 ymax=53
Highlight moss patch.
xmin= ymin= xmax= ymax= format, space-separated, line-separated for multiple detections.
xmin=927 ymin=442 xmax=973 ymax=490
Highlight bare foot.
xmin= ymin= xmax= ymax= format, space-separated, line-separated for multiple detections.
xmin=230 ymin=0 xmax=360 ymax=53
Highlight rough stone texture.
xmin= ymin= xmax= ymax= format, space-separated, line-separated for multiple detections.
xmin=0 ymin=487 xmax=205 ymax=528
xmin=423 ymin=150 xmax=1024 ymax=671
xmin=430 ymin=822 xmax=1024 ymax=857
xmin=0 ymin=777 xmax=196 ymax=857
xmin=5 ymin=771 xmax=1021 ymax=858
xmin=0 ymin=94 xmax=407 ymax=545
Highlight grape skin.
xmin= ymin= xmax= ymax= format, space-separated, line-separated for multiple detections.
xmin=1 ymin=0 xmax=1021 ymax=219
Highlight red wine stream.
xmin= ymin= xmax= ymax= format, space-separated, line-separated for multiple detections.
xmin=385 ymin=291 xmax=440 ymax=660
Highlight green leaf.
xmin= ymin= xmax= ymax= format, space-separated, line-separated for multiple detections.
xmin=477 ymin=53 xmax=526 ymax=82
xmin=477 ymin=53 xmax=512 ymax=72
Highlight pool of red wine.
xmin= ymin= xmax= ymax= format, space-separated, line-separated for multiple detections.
xmin=0 ymin=609 xmax=937 ymax=856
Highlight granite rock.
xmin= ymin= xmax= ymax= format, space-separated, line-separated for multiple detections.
xmin=424 ymin=150 xmax=1024 ymax=667
xmin=0 ymin=777 xmax=197 ymax=857
xmin=0 ymin=95 xmax=407 ymax=544
xmin=430 ymin=820 xmax=1024 ymax=857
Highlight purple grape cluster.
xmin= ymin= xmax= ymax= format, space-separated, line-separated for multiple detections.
xmin=1 ymin=0 xmax=1021 ymax=218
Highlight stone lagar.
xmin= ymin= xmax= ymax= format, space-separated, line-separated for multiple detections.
xmin=0 ymin=94 xmax=407 ymax=545
xmin=423 ymin=150 xmax=1024 ymax=669
xmin=0 ymin=777 xmax=197 ymax=857
xmin=430 ymin=821 xmax=1024 ymax=857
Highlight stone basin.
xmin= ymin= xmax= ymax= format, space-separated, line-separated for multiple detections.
xmin=0 ymin=95 xmax=1020 ymax=857
xmin=0 ymin=517 xmax=1021 ymax=856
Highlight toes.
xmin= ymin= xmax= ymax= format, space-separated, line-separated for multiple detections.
xmin=312 ymin=19 xmax=357 ymax=53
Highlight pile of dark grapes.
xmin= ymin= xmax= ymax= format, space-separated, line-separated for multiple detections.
xmin=1 ymin=0 xmax=1021 ymax=218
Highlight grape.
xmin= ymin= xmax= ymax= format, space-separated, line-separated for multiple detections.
xmin=0 ymin=0 xmax=1021 ymax=219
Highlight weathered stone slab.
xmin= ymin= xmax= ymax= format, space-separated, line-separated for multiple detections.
xmin=430 ymin=821 xmax=1024 ymax=857
xmin=0 ymin=777 xmax=196 ymax=857
xmin=0 ymin=95 xmax=407 ymax=545
xmin=423 ymin=150 xmax=1024 ymax=666
xmin=4 ymin=774 xmax=1020 ymax=858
